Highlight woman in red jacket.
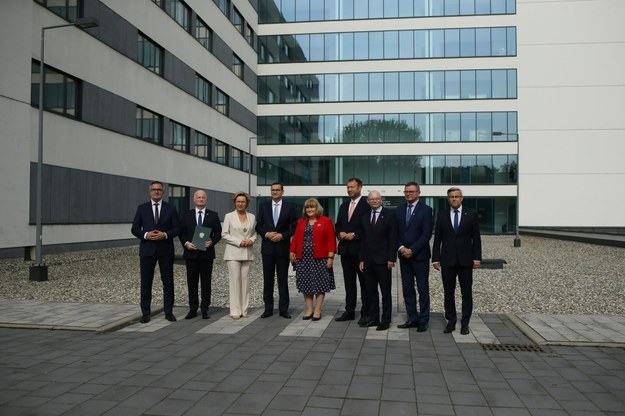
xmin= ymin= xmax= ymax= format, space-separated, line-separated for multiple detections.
xmin=289 ymin=198 xmax=336 ymax=321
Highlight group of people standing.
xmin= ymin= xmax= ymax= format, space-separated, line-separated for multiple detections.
xmin=131 ymin=177 xmax=481 ymax=335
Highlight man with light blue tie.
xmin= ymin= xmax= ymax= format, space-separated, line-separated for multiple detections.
xmin=256 ymin=182 xmax=297 ymax=318
xmin=394 ymin=182 xmax=433 ymax=332
xmin=432 ymin=187 xmax=482 ymax=335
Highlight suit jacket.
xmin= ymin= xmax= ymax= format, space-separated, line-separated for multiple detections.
xmin=335 ymin=197 xmax=370 ymax=256
xmin=222 ymin=211 xmax=257 ymax=261
xmin=255 ymin=200 xmax=297 ymax=256
xmin=359 ymin=207 xmax=398 ymax=265
xmin=432 ymin=206 xmax=482 ymax=267
xmin=178 ymin=208 xmax=222 ymax=260
xmin=131 ymin=200 xmax=179 ymax=257
xmin=395 ymin=201 xmax=433 ymax=261
xmin=290 ymin=216 xmax=336 ymax=260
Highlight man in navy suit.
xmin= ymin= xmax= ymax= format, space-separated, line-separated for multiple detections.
xmin=395 ymin=182 xmax=433 ymax=332
xmin=358 ymin=190 xmax=398 ymax=331
xmin=432 ymin=187 xmax=482 ymax=335
xmin=131 ymin=181 xmax=180 ymax=323
xmin=178 ymin=189 xmax=222 ymax=320
xmin=335 ymin=178 xmax=371 ymax=324
xmin=255 ymin=182 xmax=297 ymax=319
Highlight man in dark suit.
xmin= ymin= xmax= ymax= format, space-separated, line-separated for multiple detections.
xmin=358 ymin=191 xmax=398 ymax=331
xmin=335 ymin=177 xmax=370 ymax=324
xmin=131 ymin=181 xmax=180 ymax=323
xmin=395 ymin=182 xmax=433 ymax=332
xmin=432 ymin=187 xmax=482 ymax=335
xmin=178 ymin=189 xmax=222 ymax=320
xmin=255 ymin=182 xmax=297 ymax=319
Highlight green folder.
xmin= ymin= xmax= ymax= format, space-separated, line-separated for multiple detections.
xmin=192 ymin=225 xmax=212 ymax=251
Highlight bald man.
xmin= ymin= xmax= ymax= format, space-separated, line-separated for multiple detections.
xmin=179 ymin=190 xmax=222 ymax=319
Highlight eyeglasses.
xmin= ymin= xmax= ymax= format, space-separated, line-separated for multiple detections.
xmin=403 ymin=190 xmax=418 ymax=194
xmin=150 ymin=188 xmax=163 ymax=192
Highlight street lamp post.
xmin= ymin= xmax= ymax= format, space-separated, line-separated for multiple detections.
xmin=30 ymin=17 xmax=98 ymax=282
xmin=493 ymin=131 xmax=521 ymax=247
xmin=248 ymin=136 xmax=258 ymax=196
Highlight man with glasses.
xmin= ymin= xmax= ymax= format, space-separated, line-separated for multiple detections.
xmin=131 ymin=181 xmax=180 ymax=323
xmin=394 ymin=182 xmax=433 ymax=332
xmin=255 ymin=182 xmax=297 ymax=318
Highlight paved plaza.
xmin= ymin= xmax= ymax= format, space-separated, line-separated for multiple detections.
xmin=1 ymin=277 xmax=624 ymax=416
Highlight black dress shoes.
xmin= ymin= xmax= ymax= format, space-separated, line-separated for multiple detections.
xmin=357 ymin=317 xmax=368 ymax=326
xmin=397 ymin=320 xmax=418 ymax=329
xmin=185 ymin=311 xmax=197 ymax=320
xmin=443 ymin=322 xmax=456 ymax=333
xmin=202 ymin=311 xmax=210 ymax=319
xmin=460 ymin=325 xmax=470 ymax=335
xmin=311 ymin=314 xmax=322 ymax=321
xmin=280 ymin=313 xmax=292 ymax=319
xmin=165 ymin=314 xmax=177 ymax=322
xmin=416 ymin=323 xmax=428 ymax=332
xmin=261 ymin=311 xmax=273 ymax=318
xmin=364 ymin=320 xmax=380 ymax=328
xmin=140 ymin=315 xmax=150 ymax=324
xmin=376 ymin=323 xmax=390 ymax=331
xmin=335 ymin=312 xmax=355 ymax=322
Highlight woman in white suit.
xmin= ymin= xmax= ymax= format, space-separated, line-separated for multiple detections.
xmin=222 ymin=191 xmax=257 ymax=319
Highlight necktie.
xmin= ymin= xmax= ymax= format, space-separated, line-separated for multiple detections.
xmin=273 ymin=203 xmax=279 ymax=227
xmin=406 ymin=204 xmax=413 ymax=223
xmin=348 ymin=201 xmax=355 ymax=221
xmin=154 ymin=203 xmax=159 ymax=224
xmin=453 ymin=209 xmax=459 ymax=233
xmin=197 ymin=210 xmax=203 ymax=226
xmin=371 ymin=210 xmax=377 ymax=228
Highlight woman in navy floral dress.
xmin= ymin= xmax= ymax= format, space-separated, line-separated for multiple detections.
xmin=289 ymin=198 xmax=336 ymax=320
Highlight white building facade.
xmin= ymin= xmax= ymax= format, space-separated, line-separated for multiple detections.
xmin=0 ymin=0 xmax=623 ymax=256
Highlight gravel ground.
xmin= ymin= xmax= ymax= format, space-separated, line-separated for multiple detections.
xmin=0 ymin=235 xmax=623 ymax=315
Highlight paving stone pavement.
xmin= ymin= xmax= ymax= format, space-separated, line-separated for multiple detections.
xmin=1 ymin=278 xmax=625 ymax=415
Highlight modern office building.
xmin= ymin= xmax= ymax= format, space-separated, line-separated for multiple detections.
xmin=1 ymin=0 xmax=623 ymax=257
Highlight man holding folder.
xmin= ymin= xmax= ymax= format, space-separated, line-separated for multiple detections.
xmin=179 ymin=189 xmax=222 ymax=319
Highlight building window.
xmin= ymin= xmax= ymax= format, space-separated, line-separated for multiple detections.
xmin=232 ymin=7 xmax=243 ymax=34
xmin=31 ymin=61 xmax=79 ymax=118
xmin=35 ymin=0 xmax=79 ymax=22
xmin=136 ymin=106 xmax=162 ymax=144
xmin=233 ymin=54 xmax=243 ymax=79
xmin=230 ymin=147 xmax=243 ymax=170
xmin=213 ymin=139 xmax=228 ymax=165
xmin=215 ymin=0 xmax=230 ymax=18
xmin=137 ymin=33 xmax=163 ymax=75
xmin=245 ymin=24 xmax=255 ymax=47
xmin=195 ymin=73 xmax=212 ymax=105
xmin=215 ymin=88 xmax=229 ymax=115
xmin=259 ymin=0 xmax=516 ymax=23
xmin=195 ymin=17 xmax=212 ymax=50
xmin=168 ymin=184 xmax=189 ymax=214
xmin=259 ymin=154 xmax=518 ymax=186
xmin=151 ymin=0 xmax=162 ymax=7
xmin=194 ymin=132 xmax=211 ymax=159
xmin=259 ymin=27 xmax=516 ymax=64
xmin=170 ymin=121 xmax=190 ymax=153
xmin=165 ymin=0 xmax=190 ymax=31
xmin=259 ymin=69 xmax=517 ymax=104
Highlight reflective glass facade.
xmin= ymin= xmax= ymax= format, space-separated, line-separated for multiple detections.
xmin=260 ymin=0 xmax=516 ymax=23
xmin=259 ymin=154 xmax=517 ymax=186
xmin=259 ymin=27 xmax=516 ymax=63
xmin=259 ymin=111 xmax=517 ymax=144
xmin=259 ymin=69 xmax=517 ymax=103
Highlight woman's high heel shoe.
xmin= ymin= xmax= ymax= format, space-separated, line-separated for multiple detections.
xmin=312 ymin=314 xmax=321 ymax=321
xmin=302 ymin=314 xmax=313 ymax=320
